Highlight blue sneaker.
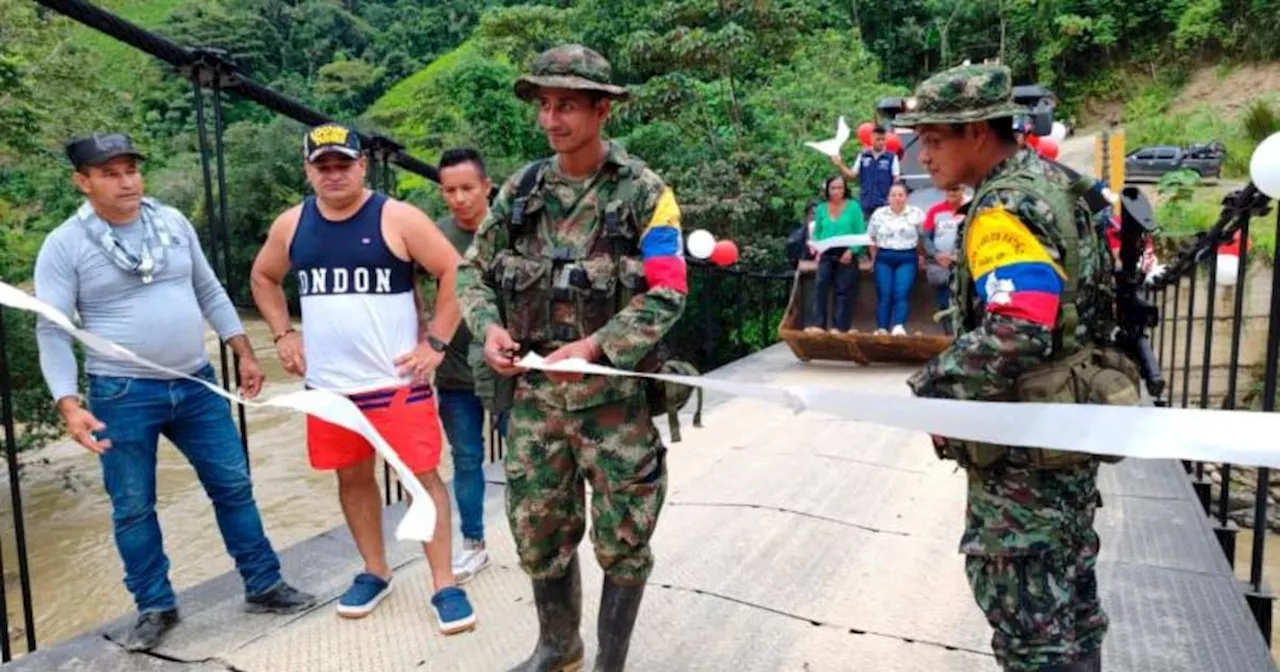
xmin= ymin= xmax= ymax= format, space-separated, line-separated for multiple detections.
xmin=336 ymin=573 xmax=392 ymax=619
xmin=431 ymin=586 xmax=477 ymax=634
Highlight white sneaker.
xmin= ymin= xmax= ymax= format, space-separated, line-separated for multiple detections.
xmin=874 ymin=328 xmax=888 ymax=335
xmin=891 ymin=325 xmax=907 ymax=336
xmin=452 ymin=540 xmax=490 ymax=585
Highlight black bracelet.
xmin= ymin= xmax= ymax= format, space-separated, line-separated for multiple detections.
xmin=273 ymin=328 xmax=296 ymax=344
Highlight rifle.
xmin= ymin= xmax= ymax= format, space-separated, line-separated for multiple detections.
xmin=1130 ymin=182 xmax=1273 ymax=402
xmin=1114 ymin=187 xmax=1166 ymax=401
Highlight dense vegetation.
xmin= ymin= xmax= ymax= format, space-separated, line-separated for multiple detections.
xmin=2 ymin=0 xmax=1279 ymax=448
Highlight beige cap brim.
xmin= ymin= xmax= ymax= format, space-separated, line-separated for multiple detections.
xmin=895 ymin=101 xmax=1028 ymax=127
xmin=514 ymin=75 xmax=629 ymax=102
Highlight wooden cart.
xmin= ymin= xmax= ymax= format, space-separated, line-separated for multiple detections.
xmin=777 ymin=259 xmax=954 ymax=365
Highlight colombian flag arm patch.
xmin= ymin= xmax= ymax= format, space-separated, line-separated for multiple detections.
xmin=638 ymin=187 xmax=688 ymax=294
xmin=965 ymin=207 xmax=1066 ymax=327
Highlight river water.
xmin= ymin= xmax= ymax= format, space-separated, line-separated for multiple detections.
xmin=0 ymin=315 xmax=461 ymax=652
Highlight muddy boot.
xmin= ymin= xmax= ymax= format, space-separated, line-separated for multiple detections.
xmin=593 ymin=576 xmax=646 ymax=672
xmin=509 ymin=554 xmax=584 ymax=672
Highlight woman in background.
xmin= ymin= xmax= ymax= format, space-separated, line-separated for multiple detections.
xmin=867 ymin=182 xmax=925 ymax=335
xmin=922 ymin=185 xmax=967 ymax=334
xmin=806 ymin=176 xmax=867 ymax=333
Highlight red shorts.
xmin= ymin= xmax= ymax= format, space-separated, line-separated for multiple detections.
xmin=306 ymin=383 xmax=442 ymax=474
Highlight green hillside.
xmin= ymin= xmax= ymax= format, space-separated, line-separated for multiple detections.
xmin=76 ymin=0 xmax=186 ymax=90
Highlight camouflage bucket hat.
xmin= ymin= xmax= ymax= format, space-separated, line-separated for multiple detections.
xmin=514 ymin=44 xmax=629 ymax=102
xmin=895 ymin=64 xmax=1028 ymax=127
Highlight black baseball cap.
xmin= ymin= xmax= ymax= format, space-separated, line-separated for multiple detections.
xmin=65 ymin=133 xmax=146 ymax=170
xmin=304 ymin=123 xmax=362 ymax=162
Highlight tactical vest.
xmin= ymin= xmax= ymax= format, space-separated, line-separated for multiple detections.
xmin=938 ymin=164 xmax=1141 ymax=471
xmin=487 ymin=157 xmax=702 ymax=441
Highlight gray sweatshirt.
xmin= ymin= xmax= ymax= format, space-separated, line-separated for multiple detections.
xmin=33 ymin=200 xmax=245 ymax=402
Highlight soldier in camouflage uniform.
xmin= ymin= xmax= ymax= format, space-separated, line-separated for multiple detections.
xmin=455 ymin=44 xmax=688 ymax=672
xmin=898 ymin=64 xmax=1121 ymax=672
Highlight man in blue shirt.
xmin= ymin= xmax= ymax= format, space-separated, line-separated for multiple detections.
xmin=34 ymin=133 xmax=315 ymax=652
xmin=832 ymin=124 xmax=901 ymax=219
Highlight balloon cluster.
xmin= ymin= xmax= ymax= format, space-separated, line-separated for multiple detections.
xmin=1027 ymin=121 xmax=1069 ymax=160
xmin=686 ymin=229 xmax=739 ymax=267
xmin=857 ymin=122 xmax=902 ymax=154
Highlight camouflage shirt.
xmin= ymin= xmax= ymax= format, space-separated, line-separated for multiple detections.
xmin=455 ymin=140 xmax=688 ymax=412
xmin=908 ymin=147 xmax=1110 ymax=401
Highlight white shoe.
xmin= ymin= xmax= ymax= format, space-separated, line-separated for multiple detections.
xmin=874 ymin=328 xmax=888 ymax=335
xmin=891 ymin=325 xmax=907 ymax=336
xmin=452 ymin=541 xmax=490 ymax=585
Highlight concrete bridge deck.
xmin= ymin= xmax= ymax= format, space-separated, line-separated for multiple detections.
xmin=4 ymin=345 xmax=1275 ymax=671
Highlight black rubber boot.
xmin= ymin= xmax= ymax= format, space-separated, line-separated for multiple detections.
xmin=1033 ymin=649 xmax=1101 ymax=672
xmin=593 ymin=576 xmax=646 ymax=672
xmin=508 ymin=554 xmax=584 ymax=672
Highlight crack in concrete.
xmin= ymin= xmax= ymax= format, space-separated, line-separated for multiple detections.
xmin=724 ymin=446 xmax=927 ymax=474
xmin=667 ymin=501 xmax=912 ymax=536
xmin=652 ymin=583 xmax=994 ymax=659
xmin=101 ymin=634 xmax=250 ymax=671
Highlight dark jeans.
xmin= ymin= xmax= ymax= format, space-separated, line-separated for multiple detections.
xmin=936 ymin=282 xmax=951 ymax=312
xmin=89 ymin=363 xmax=282 ymax=613
xmin=874 ymin=248 xmax=918 ymax=329
xmin=438 ymin=389 xmax=487 ymax=543
xmin=810 ymin=251 xmax=858 ymax=331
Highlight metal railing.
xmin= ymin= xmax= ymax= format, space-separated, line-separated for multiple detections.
xmin=0 ymin=1 xmax=801 ymax=661
xmin=1144 ymin=182 xmax=1279 ymax=644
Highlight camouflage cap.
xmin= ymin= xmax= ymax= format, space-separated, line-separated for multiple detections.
xmin=514 ymin=44 xmax=629 ymax=102
xmin=895 ymin=64 xmax=1028 ymax=127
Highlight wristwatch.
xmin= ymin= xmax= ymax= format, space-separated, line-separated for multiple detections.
xmin=426 ymin=335 xmax=448 ymax=353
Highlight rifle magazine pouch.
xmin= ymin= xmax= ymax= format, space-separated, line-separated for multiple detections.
xmin=1013 ymin=347 xmax=1138 ymax=468
xmin=496 ymin=256 xmax=553 ymax=345
xmin=580 ymin=256 xmax=618 ymax=335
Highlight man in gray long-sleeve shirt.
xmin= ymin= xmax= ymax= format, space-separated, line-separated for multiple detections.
xmin=33 ymin=133 xmax=315 ymax=652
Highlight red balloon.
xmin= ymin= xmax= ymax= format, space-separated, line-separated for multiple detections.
xmin=710 ymin=240 xmax=739 ymax=267
xmin=885 ymin=132 xmax=902 ymax=154
xmin=1025 ymin=133 xmax=1041 ymax=148
xmin=1036 ymin=137 xmax=1059 ymax=160
xmin=857 ymin=122 xmax=875 ymax=148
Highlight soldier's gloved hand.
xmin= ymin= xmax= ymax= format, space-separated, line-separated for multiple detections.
xmin=483 ymin=325 xmax=525 ymax=377
xmin=542 ymin=336 xmax=603 ymax=384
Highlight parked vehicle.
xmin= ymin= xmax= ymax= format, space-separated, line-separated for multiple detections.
xmin=1124 ymin=142 xmax=1224 ymax=182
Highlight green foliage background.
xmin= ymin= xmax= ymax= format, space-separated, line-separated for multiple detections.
xmin=2 ymin=0 xmax=1280 ymax=448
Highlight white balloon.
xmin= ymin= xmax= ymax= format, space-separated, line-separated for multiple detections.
xmin=1216 ymin=254 xmax=1240 ymax=287
xmin=686 ymin=229 xmax=716 ymax=259
xmin=1049 ymin=121 xmax=1068 ymax=143
xmin=1250 ymin=131 xmax=1280 ymax=200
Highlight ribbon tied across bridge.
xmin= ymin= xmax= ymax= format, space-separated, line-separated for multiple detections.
xmin=4 ymin=280 xmax=1279 ymax=543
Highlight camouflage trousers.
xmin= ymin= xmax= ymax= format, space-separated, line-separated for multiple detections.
xmin=503 ymin=390 xmax=667 ymax=585
xmin=961 ymin=462 xmax=1108 ymax=671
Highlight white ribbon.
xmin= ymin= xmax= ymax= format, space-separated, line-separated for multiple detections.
xmin=517 ymin=353 xmax=1280 ymax=470
xmin=809 ymin=233 xmax=873 ymax=254
xmin=10 ymin=274 xmax=1280 ymax=519
xmin=0 ymin=282 xmax=437 ymax=543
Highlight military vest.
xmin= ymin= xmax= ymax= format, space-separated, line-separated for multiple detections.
xmin=939 ymin=156 xmax=1141 ymax=471
xmin=488 ymin=155 xmax=651 ymax=354
xmin=486 ymin=155 xmax=702 ymax=439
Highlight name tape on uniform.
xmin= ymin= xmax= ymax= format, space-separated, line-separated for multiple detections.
xmin=0 ymin=282 xmax=439 ymax=543
xmin=515 ymin=353 xmax=1280 ymax=470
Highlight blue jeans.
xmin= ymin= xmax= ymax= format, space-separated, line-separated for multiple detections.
xmin=438 ymin=389 xmax=487 ymax=543
xmin=810 ymin=251 xmax=859 ymax=331
xmin=88 ymin=363 xmax=282 ymax=613
xmin=874 ymin=248 xmax=918 ymax=329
